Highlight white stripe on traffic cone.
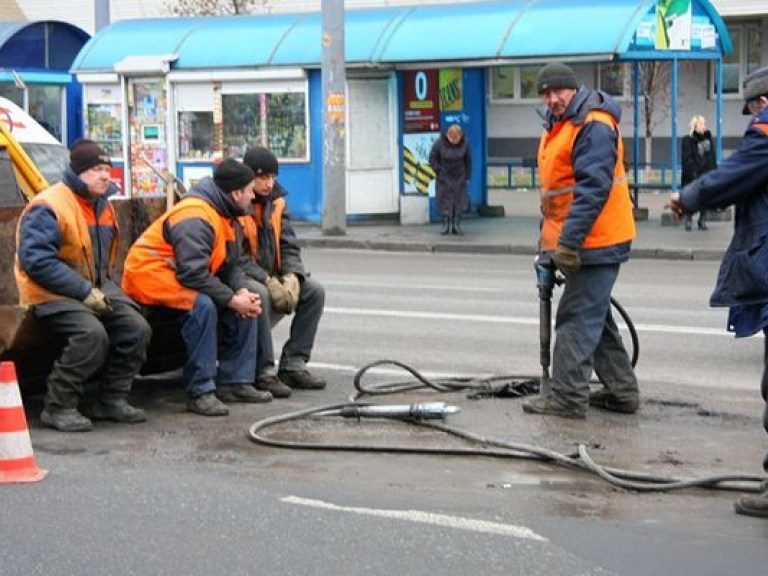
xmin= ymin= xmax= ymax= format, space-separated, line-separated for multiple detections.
xmin=0 ymin=361 xmax=47 ymax=483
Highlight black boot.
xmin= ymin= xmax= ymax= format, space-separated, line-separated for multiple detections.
xmin=452 ymin=216 xmax=463 ymax=236
xmin=440 ymin=217 xmax=450 ymax=235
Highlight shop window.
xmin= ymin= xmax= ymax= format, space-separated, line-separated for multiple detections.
xmin=222 ymin=91 xmax=307 ymax=160
xmin=83 ymin=84 xmax=123 ymax=159
xmin=28 ymin=84 xmax=63 ymax=141
xmin=0 ymin=83 xmax=23 ymax=107
xmin=597 ymin=63 xmax=627 ymax=97
xmin=178 ymin=111 xmax=215 ymax=160
xmin=713 ymin=23 xmax=762 ymax=96
xmin=489 ymin=64 xmax=593 ymax=102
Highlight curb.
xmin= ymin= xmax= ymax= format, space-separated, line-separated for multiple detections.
xmin=300 ymin=237 xmax=725 ymax=261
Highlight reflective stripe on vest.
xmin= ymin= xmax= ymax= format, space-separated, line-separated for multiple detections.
xmin=538 ymin=110 xmax=636 ymax=251
xmin=121 ymin=198 xmax=230 ymax=311
xmin=14 ymin=182 xmax=118 ymax=306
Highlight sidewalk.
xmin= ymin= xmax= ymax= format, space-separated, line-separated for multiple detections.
xmin=296 ymin=190 xmax=732 ymax=261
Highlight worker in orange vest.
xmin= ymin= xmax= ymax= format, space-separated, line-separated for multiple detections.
xmin=522 ymin=63 xmax=639 ymax=420
xmin=239 ymin=147 xmax=326 ymax=395
xmin=122 ymin=158 xmax=264 ymax=417
xmin=15 ymin=139 xmax=151 ymax=432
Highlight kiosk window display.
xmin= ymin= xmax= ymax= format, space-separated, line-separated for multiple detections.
xmin=84 ymin=83 xmax=123 ymax=159
xmin=175 ymin=79 xmax=308 ymax=162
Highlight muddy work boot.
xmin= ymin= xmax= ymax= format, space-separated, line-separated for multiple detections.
xmin=187 ymin=392 xmax=229 ymax=416
xmin=256 ymin=375 xmax=292 ymax=398
xmin=216 ymin=384 xmax=272 ymax=404
xmin=734 ymin=489 xmax=768 ymax=518
xmin=278 ymin=370 xmax=327 ymax=390
xmin=522 ymin=395 xmax=586 ymax=420
xmin=88 ymin=399 xmax=147 ymax=423
xmin=588 ymin=389 xmax=639 ymax=414
xmin=40 ymin=406 xmax=93 ymax=432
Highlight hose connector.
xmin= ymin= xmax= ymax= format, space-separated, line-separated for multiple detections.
xmin=339 ymin=402 xmax=460 ymax=420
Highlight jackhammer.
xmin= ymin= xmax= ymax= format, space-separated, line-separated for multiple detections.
xmin=534 ymin=254 xmax=640 ymax=396
xmin=534 ymin=254 xmax=559 ymax=396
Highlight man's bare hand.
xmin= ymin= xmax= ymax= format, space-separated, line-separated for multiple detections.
xmin=229 ymin=290 xmax=261 ymax=318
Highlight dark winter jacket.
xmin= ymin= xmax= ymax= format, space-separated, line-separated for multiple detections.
xmin=429 ymin=132 xmax=471 ymax=216
xmin=166 ymin=176 xmax=251 ymax=306
xmin=681 ymin=130 xmax=717 ymax=186
xmin=679 ymin=107 xmax=768 ymax=307
xmin=240 ymin=181 xmax=305 ymax=283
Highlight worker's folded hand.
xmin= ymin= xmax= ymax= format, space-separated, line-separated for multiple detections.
xmin=281 ymin=273 xmax=300 ymax=311
xmin=266 ymin=276 xmax=295 ymax=314
xmin=82 ymin=287 xmax=111 ymax=315
xmin=552 ymin=243 xmax=581 ymax=276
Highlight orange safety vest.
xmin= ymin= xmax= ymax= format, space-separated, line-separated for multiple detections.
xmin=538 ymin=110 xmax=636 ymax=252
xmin=239 ymin=197 xmax=285 ymax=271
xmin=14 ymin=182 xmax=118 ymax=306
xmin=122 ymin=197 xmax=234 ymax=311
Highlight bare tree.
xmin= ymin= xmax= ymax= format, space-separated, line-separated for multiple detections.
xmin=164 ymin=0 xmax=270 ymax=16
xmin=637 ymin=60 xmax=671 ymax=173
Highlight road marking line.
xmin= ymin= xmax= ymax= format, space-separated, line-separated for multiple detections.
xmin=325 ymin=307 xmax=737 ymax=337
xmin=281 ymin=495 xmax=547 ymax=541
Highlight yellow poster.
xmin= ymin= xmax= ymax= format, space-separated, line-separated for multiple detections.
xmin=439 ymin=69 xmax=463 ymax=112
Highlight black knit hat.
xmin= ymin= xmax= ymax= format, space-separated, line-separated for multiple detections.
xmin=536 ymin=63 xmax=580 ymax=94
xmin=213 ymin=158 xmax=255 ymax=193
xmin=69 ymin=139 xmax=111 ymax=174
xmin=243 ymin=146 xmax=279 ymax=176
xmin=742 ymin=65 xmax=768 ymax=115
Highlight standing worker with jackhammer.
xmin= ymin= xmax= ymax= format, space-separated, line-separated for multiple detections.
xmin=670 ymin=66 xmax=768 ymax=518
xmin=522 ymin=63 xmax=640 ymax=420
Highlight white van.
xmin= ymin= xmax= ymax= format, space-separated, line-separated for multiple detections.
xmin=0 ymin=95 xmax=68 ymax=203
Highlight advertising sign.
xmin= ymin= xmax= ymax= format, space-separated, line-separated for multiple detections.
xmin=403 ymin=70 xmax=440 ymax=134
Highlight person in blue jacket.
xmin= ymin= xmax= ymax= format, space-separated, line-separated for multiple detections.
xmin=671 ymin=65 xmax=768 ymax=518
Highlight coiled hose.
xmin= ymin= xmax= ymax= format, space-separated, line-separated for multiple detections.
xmin=249 ymin=359 xmax=766 ymax=493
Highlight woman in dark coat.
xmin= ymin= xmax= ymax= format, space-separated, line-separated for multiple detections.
xmin=680 ymin=115 xmax=717 ymax=230
xmin=429 ymin=124 xmax=472 ymax=235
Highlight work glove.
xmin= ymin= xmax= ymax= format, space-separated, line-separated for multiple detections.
xmin=552 ymin=243 xmax=581 ymax=276
xmin=82 ymin=287 xmax=111 ymax=315
xmin=265 ymin=276 xmax=294 ymax=315
xmin=281 ymin=273 xmax=300 ymax=312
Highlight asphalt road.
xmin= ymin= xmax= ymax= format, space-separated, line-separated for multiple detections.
xmin=2 ymin=248 xmax=767 ymax=575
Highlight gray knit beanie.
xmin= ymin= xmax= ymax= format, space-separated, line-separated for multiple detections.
xmin=742 ymin=65 xmax=768 ymax=115
xmin=536 ymin=63 xmax=579 ymax=94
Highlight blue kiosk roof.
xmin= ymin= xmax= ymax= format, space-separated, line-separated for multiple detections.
xmin=71 ymin=0 xmax=731 ymax=74
xmin=0 ymin=21 xmax=90 ymax=72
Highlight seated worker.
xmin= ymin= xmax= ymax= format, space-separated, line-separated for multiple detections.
xmin=239 ymin=146 xmax=326 ymax=396
xmin=122 ymin=158 xmax=265 ymax=417
xmin=15 ymin=139 xmax=152 ymax=432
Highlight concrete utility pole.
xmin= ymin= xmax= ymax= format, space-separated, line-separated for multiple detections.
xmin=94 ymin=0 xmax=110 ymax=31
xmin=320 ymin=0 xmax=346 ymax=236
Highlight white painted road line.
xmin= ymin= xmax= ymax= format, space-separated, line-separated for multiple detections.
xmin=281 ymin=495 xmax=547 ymax=542
xmin=325 ymin=306 xmax=733 ymax=337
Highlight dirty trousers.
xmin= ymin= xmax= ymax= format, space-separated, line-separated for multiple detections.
xmin=551 ymin=263 xmax=638 ymax=409
xmin=38 ymin=300 xmax=151 ymax=409
xmin=245 ymin=277 xmax=325 ymax=375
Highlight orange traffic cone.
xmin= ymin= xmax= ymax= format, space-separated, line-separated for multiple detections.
xmin=0 ymin=361 xmax=47 ymax=483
